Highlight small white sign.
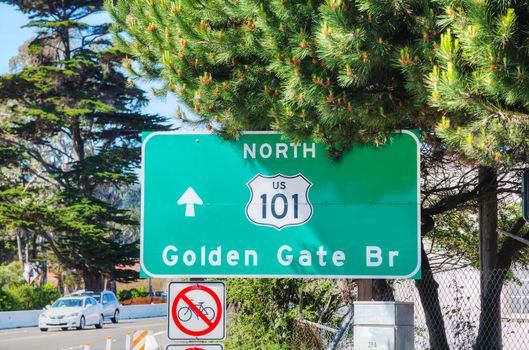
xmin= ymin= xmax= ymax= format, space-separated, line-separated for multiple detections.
xmin=168 ymin=281 xmax=226 ymax=341
xmin=166 ymin=345 xmax=223 ymax=350
xmin=23 ymin=263 xmax=39 ymax=284
xmin=246 ymin=173 xmax=313 ymax=229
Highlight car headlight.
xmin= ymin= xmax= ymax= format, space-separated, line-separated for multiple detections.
xmin=40 ymin=313 xmax=47 ymax=319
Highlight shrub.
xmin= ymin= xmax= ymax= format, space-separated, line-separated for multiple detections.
xmin=131 ymin=287 xmax=147 ymax=299
xmin=36 ymin=283 xmax=61 ymax=309
xmin=0 ymin=262 xmax=23 ymax=288
xmin=117 ymin=289 xmax=132 ymax=301
xmin=117 ymin=287 xmax=148 ymax=301
xmin=0 ymin=288 xmax=19 ymax=311
xmin=7 ymin=283 xmax=61 ymax=310
xmin=226 ymin=278 xmax=336 ymax=349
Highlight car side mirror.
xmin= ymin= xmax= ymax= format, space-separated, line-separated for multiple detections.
xmin=85 ymin=304 xmax=92 ymax=309
xmin=102 ymin=300 xmax=107 ymax=304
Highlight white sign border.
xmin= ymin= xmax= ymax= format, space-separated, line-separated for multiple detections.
xmin=141 ymin=130 xmax=421 ymax=279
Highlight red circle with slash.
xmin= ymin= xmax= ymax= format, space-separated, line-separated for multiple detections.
xmin=171 ymin=285 xmax=222 ymax=337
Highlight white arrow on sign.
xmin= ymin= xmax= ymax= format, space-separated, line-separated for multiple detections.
xmin=177 ymin=187 xmax=203 ymax=217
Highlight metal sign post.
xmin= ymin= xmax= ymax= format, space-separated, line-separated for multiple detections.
xmin=522 ymin=169 xmax=529 ymax=222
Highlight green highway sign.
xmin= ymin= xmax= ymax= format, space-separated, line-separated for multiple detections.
xmin=141 ymin=131 xmax=420 ymax=278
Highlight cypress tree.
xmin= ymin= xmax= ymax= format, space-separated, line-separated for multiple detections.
xmin=0 ymin=0 xmax=169 ymax=291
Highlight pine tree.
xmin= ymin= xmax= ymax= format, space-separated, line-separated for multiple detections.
xmin=399 ymin=1 xmax=529 ymax=348
xmin=108 ymin=0 xmax=434 ymax=151
xmin=0 ymin=0 xmax=169 ymax=291
xmin=400 ymin=1 xmax=529 ymax=165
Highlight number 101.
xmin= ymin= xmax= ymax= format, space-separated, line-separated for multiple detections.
xmin=260 ymin=194 xmax=299 ymax=219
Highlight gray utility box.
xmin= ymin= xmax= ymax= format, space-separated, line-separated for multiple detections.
xmin=353 ymin=301 xmax=414 ymax=350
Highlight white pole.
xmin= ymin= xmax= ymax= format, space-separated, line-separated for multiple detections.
xmin=125 ymin=331 xmax=131 ymax=350
xmin=84 ymin=343 xmax=91 ymax=350
xmin=498 ymin=228 xmax=529 ymax=246
xmin=106 ymin=336 xmax=112 ymax=350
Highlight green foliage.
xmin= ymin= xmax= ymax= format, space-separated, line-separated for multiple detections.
xmin=0 ymin=282 xmax=61 ymax=311
xmin=0 ymin=239 xmax=18 ymax=265
xmin=498 ymin=202 xmax=529 ymax=267
xmin=400 ymin=0 xmax=529 ymax=165
xmin=131 ymin=287 xmax=148 ymax=299
xmin=108 ymin=0 xmax=429 ymax=154
xmin=433 ymin=210 xmax=480 ymax=267
xmin=117 ymin=288 xmax=131 ymax=301
xmin=425 ymin=195 xmax=529 ymax=270
xmin=0 ymin=0 xmax=170 ymax=290
xmin=6 ymin=282 xmax=61 ymax=310
xmin=0 ymin=262 xmax=23 ymax=288
xmin=226 ymin=278 xmax=336 ymax=349
xmin=117 ymin=287 xmax=148 ymax=301
xmin=0 ymin=288 xmax=19 ymax=311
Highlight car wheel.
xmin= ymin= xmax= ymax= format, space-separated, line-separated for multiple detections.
xmin=61 ymin=327 xmax=69 ymax=331
xmin=95 ymin=314 xmax=104 ymax=329
xmin=77 ymin=316 xmax=85 ymax=330
xmin=111 ymin=309 xmax=119 ymax=324
xmin=40 ymin=328 xmax=48 ymax=332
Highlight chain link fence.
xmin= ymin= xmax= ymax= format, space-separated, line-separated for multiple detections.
xmin=287 ymin=268 xmax=529 ymax=349
xmin=289 ymin=318 xmax=354 ymax=350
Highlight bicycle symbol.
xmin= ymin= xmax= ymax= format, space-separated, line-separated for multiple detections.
xmin=177 ymin=300 xmax=216 ymax=322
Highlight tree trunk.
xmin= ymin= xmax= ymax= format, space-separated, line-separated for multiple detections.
xmin=479 ymin=166 xmax=498 ymax=289
xmin=106 ymin=279 xmax=117 ymax=294
xmin=337 ymin=279 xmax=355 ymax=306
xmin=16 ymin=232 xmax=24 ymax=268
xmin=357 ymin=280 xmax=372 ymax=301
xmin=58 ymin=271 xmax=64 ymax=294
xmin=357 ymin=279 xmax=395 ymax=301
xmin=40 ymin=261 xmax=48 ymax=286
xmin=415 ymin=242 xmax=450 ymax=350
xmin=30 ymin=233 xmax=37 ymax=261
xmin=83 ymin=272 xmax=105 ymax=292
xmin=474 ymin=269 xmax=506 ymax=350
xmin=24 ymin=239 xmax=29 ymax=264
xmin=373 ymin=280 xmax=395 ymax=301
xmin=474 ymin=219 xmax=527 ymax=350
xmin=474 ymin=166 xmax=500 ymax=350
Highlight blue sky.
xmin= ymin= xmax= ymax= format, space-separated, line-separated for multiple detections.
xmin=0 ymin=4 xmax=199 ymax=126
xmin=0 ymin=4 xmax=34 ymax=74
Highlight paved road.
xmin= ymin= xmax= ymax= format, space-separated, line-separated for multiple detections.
xmin=0 ymin=317 xmax=174 ymax=350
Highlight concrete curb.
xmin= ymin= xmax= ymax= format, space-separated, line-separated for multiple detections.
xmin=0 ymin=303 xmax=168 ymax=330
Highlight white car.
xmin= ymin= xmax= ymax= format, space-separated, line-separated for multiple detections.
xmin=72 ymin=290 xmax=121 ymax=323
xmin=39 ymin=296 xmax=104 ymax=331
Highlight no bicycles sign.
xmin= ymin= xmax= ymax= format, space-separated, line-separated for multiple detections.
xmin=168 ymin=281 xmax=226 ymax=340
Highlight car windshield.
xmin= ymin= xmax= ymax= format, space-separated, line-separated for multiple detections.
xmin=51 ymin=298 xmax=83 ymax=308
